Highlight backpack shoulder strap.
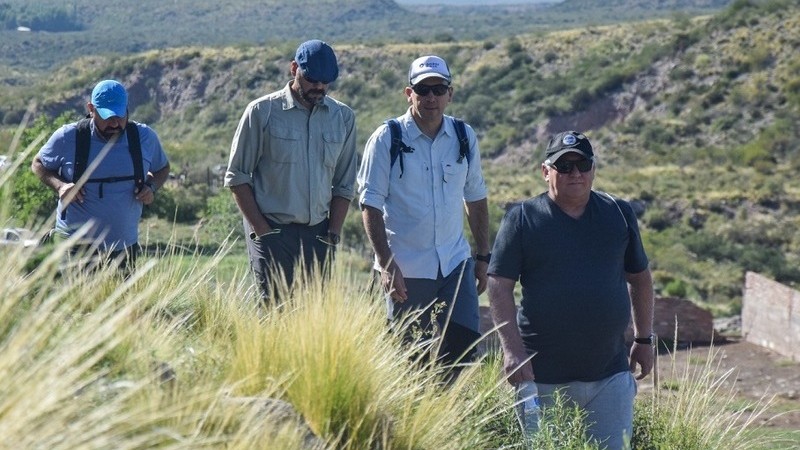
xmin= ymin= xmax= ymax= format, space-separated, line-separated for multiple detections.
xmin=126 ymin=121 xmax=145 ymax=192
xmin=386 ymin=119 xmax=413 ymax=177
xmin=452 ymin=118 xmax=471 ymax=164
xmin=73 ymin=118 xmax=92 ymax=183
xmin=598 ymin=190 xmax=630 ymax=232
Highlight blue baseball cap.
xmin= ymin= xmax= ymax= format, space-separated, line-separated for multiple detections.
xmin=91 ymin=80 xmax=128 ymax=119
xmin=294 ymin=40 xmax=339 ymax=84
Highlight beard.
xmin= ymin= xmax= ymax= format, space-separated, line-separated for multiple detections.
xmin=299 ymin=85 xmax=327 ymax=106
xmin=98 ymin=125 xmax=123 ymax=140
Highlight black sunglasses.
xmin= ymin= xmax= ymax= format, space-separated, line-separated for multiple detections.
xmin=302 ymin=72 xmax=327 ymax=85
xmin=411 ymin=84 xmax=450 ymax=96
xmin=549 ymin=158 xmax=594 ymax=174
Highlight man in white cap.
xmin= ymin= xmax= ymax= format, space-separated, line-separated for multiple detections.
xmin=32 ymin=79 xmax=170 ymax=272
xmin=357 ymin=55 xmax=490 ymax=376
xmin=225 ymin=39 xmax=357 ymax=303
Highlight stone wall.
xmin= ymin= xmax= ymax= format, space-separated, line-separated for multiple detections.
xmin=742 ymin=272 xmax=800 ymax=361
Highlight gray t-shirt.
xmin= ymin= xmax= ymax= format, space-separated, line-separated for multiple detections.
xmin=489 ymin=191 xmax=648 ymax=384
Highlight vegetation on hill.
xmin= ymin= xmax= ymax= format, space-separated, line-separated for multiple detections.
xmin=2 ymin=0 xmax=798 ymax=315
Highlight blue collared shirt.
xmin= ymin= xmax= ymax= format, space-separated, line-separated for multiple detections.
xmin=358 ymin=110 xmax=487 ymax=279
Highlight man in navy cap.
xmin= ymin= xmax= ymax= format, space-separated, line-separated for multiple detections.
xmin=488 ymin=131 xmax=654 ymax=449
xmin=32 ymin=79 xmax=170 ymax=273
xmin=225 ymin=39 xmax=357 ymax=303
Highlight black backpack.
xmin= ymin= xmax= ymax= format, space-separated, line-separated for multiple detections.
xmin=62 ymin=118 xmax=144 ymax=219
xmin=385 ymin=117 xmax=471 ymax=178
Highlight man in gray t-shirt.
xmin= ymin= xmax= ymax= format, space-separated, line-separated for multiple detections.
xmin=488 ymin=131 xmax=654 ymax=450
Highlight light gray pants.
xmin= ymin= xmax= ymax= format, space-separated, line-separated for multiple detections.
xmin=536 ymin=371 xmax=637 ymax=450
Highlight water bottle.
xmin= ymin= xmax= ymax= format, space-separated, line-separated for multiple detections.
xmin=515 ymin=380 xmax=542 ymax=438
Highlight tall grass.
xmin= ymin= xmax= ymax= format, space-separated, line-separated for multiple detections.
xmin=632 ymin=341 xmax=798 ymax=450
xmin=1 ymin=134 xmax=796 ymax=448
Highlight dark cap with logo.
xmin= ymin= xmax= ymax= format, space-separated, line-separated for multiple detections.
xmin=294 ymin=39 xmax=339 ymax=84
xmin=545 ymin=130 xmax=594 ymax=162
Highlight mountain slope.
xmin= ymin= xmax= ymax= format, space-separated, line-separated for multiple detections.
xmin=3 ymin=0 xmax=799 ymax=306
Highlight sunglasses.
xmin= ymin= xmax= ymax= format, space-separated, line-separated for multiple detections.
xmin=548 ymin=158 xmax=594 ymax=174
xmin=411 ymin=84 xmax=450 ymax=96
xmin=302 ymin=72 xmax=327 ymax=85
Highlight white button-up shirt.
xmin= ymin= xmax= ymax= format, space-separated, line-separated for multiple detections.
xmin=358 ymin=110 xmax=487 ymax=279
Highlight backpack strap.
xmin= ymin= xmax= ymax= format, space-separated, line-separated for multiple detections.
xmin=452 ymin=118 xmax=471 ymax=164
xmin=386 ymin=119 xmax=414 ymax=178
xmin=64 ymin=119 xmax=145 ymax=219
xmin=73 ymin=118 xmax=92 ymax=183
xmin=125 ymin=121 xmax=145 ymax=193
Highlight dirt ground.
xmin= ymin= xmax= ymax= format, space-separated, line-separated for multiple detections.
xmin=644 ymin=338 xmax=800 ymax=432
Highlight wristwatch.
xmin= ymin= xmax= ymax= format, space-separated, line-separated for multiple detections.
xmin=327 ymin=231 xmax=340 ymax=246
xmin=634 ymin=333 xmax=655 ymax=345
xmin=475 ymin=253 xmax=491 ymax=264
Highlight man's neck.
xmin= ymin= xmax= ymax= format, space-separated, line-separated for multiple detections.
xmin=411 ymin=113 xmax=443 ymax=139
xmin=550 ymin=192 xmax=590 ymax=219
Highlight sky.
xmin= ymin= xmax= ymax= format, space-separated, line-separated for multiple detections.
xmin=395 ymin=0 xmax=560 ymax=5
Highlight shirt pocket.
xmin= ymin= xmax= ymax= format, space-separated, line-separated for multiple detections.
xmin=268 ymin=124 xmax=302 ymax=164
xmin=322 ymin=130 xmax=345 ymax=169
xmin=441 ymin=160 xmax=468 ymax=202
xmin=390 ymin=157 xmax=432 ymax=218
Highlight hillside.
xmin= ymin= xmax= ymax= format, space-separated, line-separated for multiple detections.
xmin=0 ymin=0 xmax=729 ymax=75
xmin=2 ymin=0 xmax=799 ymax=312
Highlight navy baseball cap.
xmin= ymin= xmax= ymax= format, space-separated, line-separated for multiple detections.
xmin=545 ymin=131 xmax=594 ymax=162
xmin=91 ymin=80 xmax=128 ymax=119
xmin=294 ymin=40 xmax=339 ymax=84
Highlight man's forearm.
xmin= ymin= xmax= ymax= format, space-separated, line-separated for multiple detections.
xmin=230 ymin=183 xmax=269 ymax=235
xmin=488 ymin=276 xmax=526 ymax=354
xmin=465 ymin=197 xmax=490 ymax=254
xmin=628 ymin=268 xmax=655 ymax=337
xmin=328 ymin=196 xmax=350 ymax=235
xmin=361 ymin=205 xmax=393 ymax=269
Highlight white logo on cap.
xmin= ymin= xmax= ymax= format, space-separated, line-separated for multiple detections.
xmin=562 ymin=135 xmax=577 ymax=146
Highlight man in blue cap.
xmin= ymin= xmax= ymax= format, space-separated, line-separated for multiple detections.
xmin=225 ymin=39 xmax=357 ymax=303
xmin=32 ymin=79 xmax=170 ymax=273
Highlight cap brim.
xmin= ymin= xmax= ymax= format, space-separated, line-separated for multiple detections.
xmin=410 ymin=73 xmax=451 ymax=86
xmin=95 ymin=106 xmax=126 ymax=120
xmin=546 ymin=149 xmax=593 ymax=162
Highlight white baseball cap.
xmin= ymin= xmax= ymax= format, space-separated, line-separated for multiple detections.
xmin=408 ymin=55 xmax=452 ymax=86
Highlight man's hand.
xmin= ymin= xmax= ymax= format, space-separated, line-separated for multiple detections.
xmin=135 ymin=184 xmax=156 ymax=205
xmin=629 ymin=342 xmax=655 ymax=380
xmin=474 ymin=260 xmax=488 ymax=295
xmin=503 ymin=349 xmax=535 ymax=385
xmin=382 ymin=260 xmax=408 ymax=303
xmin=58 ymin=182 xmax=85 ymax=205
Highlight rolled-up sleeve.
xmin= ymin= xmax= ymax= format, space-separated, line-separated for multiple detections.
xmin=357 ymin=124 xmax=392 ymax=210
xmin=331 ymin=106 xmax=358 ymax=200
xmin=225 ymin=100 xmax=268 ymax=188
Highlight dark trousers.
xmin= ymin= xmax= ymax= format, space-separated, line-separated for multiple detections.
xmin=245 ymin=218 xmax=335 ymax=303
xmin=379 ymin=259 xmax=481 ymax=370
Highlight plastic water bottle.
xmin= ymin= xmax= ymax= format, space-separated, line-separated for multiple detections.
xmin=515 ymin=380 xmax=542 ymax=438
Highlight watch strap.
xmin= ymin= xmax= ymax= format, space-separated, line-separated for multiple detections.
xmin=475 ymin=253 xmax=491 ymax=263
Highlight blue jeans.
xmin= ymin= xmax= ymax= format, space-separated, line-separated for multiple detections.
xmin=536 ymin=371 xmax=637 ymax=450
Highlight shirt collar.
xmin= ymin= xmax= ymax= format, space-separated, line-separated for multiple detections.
xmin=280 ymin=81 xmax=332 ymax=111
